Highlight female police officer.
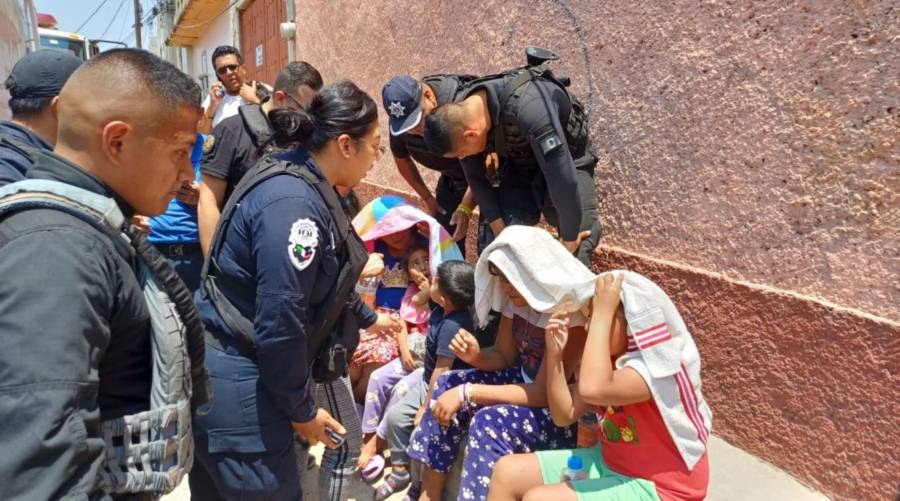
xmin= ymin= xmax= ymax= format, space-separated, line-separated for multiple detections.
xmin=191 ymin=80 xmax=399 ymax=500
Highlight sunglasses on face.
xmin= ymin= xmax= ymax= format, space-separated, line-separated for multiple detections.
xmin=215 ymin=64 xmax=240 ymax=76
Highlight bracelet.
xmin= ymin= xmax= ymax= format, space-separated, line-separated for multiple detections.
xmin=464 ymin=382 xmax=474 ymax=409
xmin=458 ymin=384 xmax=466 ymax=408
xmin=455 ymin=204 xmax=473 ymax=217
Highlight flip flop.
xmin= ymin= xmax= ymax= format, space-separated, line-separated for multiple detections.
xmin=361 ymin=454 xmax=386 ymax=483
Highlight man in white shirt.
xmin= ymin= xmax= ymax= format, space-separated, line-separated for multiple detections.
xmin=199 ymin=45 xmax=262 ymax=133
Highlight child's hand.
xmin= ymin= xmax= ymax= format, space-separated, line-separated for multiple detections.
xmin=414 ymin=405 xmax=426 ymax=427
xmin=432 ymin=387 xmax=463 ymax=427
xmin=545 ymin=310 xmax=569 ymax=356
xmin=449 ymin=328 xmax=481 ymax=364
xmin=400 ymin=350 xmax=417 ymax=372
xmin=371 ymin=312 xmax=402 ymax=335
xmin=409 ymin=268 xmax=430 ymax=291
xmin=593 ymin=273 xmax=624 ymax=313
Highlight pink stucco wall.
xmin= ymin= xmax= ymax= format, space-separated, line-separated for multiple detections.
xmin=296 ymin=2 xmax=900 ymax=499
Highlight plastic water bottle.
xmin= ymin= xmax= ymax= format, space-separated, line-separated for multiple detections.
xmin=355 ymin=276 xmax=379 ymax=309
xmin=561 ymin=455 xmax=588 ymax=483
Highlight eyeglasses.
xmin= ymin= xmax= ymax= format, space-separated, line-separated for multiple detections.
xmin=215 ymin=64 xmax=240 ymax=76
xmin=357 ymin=138 xmax=386 ymax=160
xmin=282 ymin=92 xmax=305 ymax=110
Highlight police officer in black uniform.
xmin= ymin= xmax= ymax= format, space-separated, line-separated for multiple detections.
xmin=0 ymin=49 xmax=82 ymax=186
xmin=423 ymin=48 xmax=601 ymax=265
xmin=197 ymin=61 xmax=323 ymax=255
xmin=0 ymin=49 xmax=204 ymax=499
xmin=191 ymin=80 xmax=401 ymax=500
xmin=382 ymin=74 xmax=477 ymax=250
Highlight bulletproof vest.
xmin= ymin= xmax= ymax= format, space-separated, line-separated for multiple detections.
xmin=0 ymin=135 xmax=37 ymax=163
xmin=199 ymin=152 xmax=369 ymax=380
xmin=465 ymin=65 xmax=591 ymax=172
xmin=421 ymin=73 xmax=479 ymax=104
xmin=0 ymin=179 xmax=212 ymax=496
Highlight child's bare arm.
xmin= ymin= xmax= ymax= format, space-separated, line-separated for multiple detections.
xmin=544 ymin=321 xmax=590 ymax=426
xmin=412 ymin=287 xmax=431 ymax=307
xmin=579 ymin=275 xmax=652 ymax=406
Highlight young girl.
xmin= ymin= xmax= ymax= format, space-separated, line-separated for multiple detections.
xmin=488 ymin=272 xmax=712 ymax=501
xmin=407 ymin=226 xmax=595 ymax=501
xmin=358 ymin=245 xmax=431 ymax=481
xmin=374 ymin=260 xmax=477 ymax=500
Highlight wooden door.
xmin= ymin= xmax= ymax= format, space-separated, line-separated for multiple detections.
xmin=239 ymin=0 xmax=288 ymax=86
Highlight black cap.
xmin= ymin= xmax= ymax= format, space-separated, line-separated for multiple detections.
xmin=382 ymin=75 xmax=423 ymax=136
xmin=4 ymin=49 xmax=83 ymax=99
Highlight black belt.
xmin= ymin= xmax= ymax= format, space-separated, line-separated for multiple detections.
xmin=154 ymin=242 xmax=201 ymax=257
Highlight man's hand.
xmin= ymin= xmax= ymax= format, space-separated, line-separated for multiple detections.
xmin=449 ymin=328 xmax=481 ymax=365
xmin=450 ymin=209 xmax=470 ymax=242
xmin=360 ymin=253 xmax=385 ymax=278
xmin=292 ymin=409 xmax=346 ymax=449
xmin=208 ymin=83 xmax=224 ymax=110
xmin=424 ymin=196 xmax=445 ymax=217
xmin=560 ymin=230 xmax=592 ymax=254
xmin=176 ymin=181 xmax=200 ymax=206
xmin=131 ymin=215 xmax=151 ymax=234
xmin=239 ymin=81 xmax=261 ymax=104
xmin=432 ymin=387 xmax=464 ymax=427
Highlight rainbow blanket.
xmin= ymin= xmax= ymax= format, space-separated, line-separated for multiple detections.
xmin=352 ymin=195 xmax=464 ymax=275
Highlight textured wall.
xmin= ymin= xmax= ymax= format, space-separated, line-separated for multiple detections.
xmin=296 ymin=1 xmax=900 ymax=498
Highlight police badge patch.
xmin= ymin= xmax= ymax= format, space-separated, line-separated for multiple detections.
xmin=288 ymin=218 xmax=319 ymax=271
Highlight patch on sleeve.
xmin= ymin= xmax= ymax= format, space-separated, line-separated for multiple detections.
xmin=202 ymin=134 xmax=216 ymax=154
xmin=538 ymin=130 xmax=563 ymax=156
xmin=288 ymin=218 xmax=319 ymax=271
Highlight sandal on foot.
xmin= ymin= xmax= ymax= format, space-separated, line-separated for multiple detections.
xmin=361 ymin=454 xmax=386 ymax=483
xmin=375 ymin=471 xmax=411 ymax=501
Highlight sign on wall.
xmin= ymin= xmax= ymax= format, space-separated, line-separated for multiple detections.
xmin=255 ymin=44 xmax=263 ymax=67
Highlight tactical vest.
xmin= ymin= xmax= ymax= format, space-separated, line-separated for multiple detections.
xmin=463 ymin=62 xmax=593 ymax=173
xmin=200 ymin=152 xmax=369 ymax=382
xmin=0 ymin=179 xmax=212 ymax=496
xmin=238 ymin=103 xmax=279 ymax=156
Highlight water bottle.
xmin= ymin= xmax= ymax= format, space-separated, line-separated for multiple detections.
xmin=561 ymin=455 xmax=588 ymax=483
xmin=355 ymin=276 xmax=379 ymax=309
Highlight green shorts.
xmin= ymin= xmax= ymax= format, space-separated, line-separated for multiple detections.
xmin=535 ymin=446 xmax=660 ymax=501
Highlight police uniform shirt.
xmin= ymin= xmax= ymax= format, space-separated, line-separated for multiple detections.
xmin=195 ymin=149 xmax=376 ymax=426
xmin=389 ymin=76 xmax=467 ymax=180
xmin=0 ymin=150 xmax=152 ymax=499
xmin=201 ymin=108 xmax=265 ymax=201
xmin=460 ymin=78 xmax=585 ymax=241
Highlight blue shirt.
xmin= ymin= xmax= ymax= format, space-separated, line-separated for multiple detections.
xmin=423 ymin=305 xmax=474 ymax=384
xmin=0 ymin=121 xmax=52 ymax=186
xmin=148 ymin=133 xmax=204 ymax=244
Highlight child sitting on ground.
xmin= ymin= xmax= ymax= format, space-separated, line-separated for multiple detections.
xmin=488 ymin=272 xmax=712 ymax=501
xmin=374 ymin=260 xmax=476 ymax=500
xmin=357 ymin=246 xmax=431 ymax=481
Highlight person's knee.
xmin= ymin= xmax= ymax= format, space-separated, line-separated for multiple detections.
xmin=491 ymin=454 xmax=516 ymax=485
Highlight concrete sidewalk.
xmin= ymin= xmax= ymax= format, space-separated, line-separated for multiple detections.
xmin=163 ymin=435 xmax=829 ymax=500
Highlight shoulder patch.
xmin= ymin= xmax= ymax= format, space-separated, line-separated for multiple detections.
xmin=202 ymin=134 xmax=216 ymax=154
xmin=288 ymin=218 xmax=319 ymax=271
xmin=538 ymin=130 xmax=562 ymax=155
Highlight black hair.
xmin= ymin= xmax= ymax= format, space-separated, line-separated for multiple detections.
xmin=268 ymin=80 xmax=377 ymax=151
xmin=274 ymin=61 xmax=324 ymax=93
xmin=7 ymin=96 xmax=53 ymax=118
xmin=436 ymin=260 xmax=475 ymax=309
xmin=211 ymin=45 xmax=242 ymax=67
xmin=423 ymin=104 xmax=462 ymax=156
xmin=84 ymin=48 xmax=201 ymax=110
xmin=404 ymin=245 xmax=429 ymax=268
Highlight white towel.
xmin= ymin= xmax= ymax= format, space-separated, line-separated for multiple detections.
xmin=475 ymin=226 xmax=595 ymax=328
xmin=612 ymin=270 xmax=713 ymax=470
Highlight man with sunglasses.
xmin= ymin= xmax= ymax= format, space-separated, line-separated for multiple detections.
xmin=199 ymin=46 xmax=263 ymax=134
xmin=198 ymin=61 xmax=323 ymax=255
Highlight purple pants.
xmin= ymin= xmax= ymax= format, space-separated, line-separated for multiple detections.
xmin=361 ymin=358 xmax=424 ymax=438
